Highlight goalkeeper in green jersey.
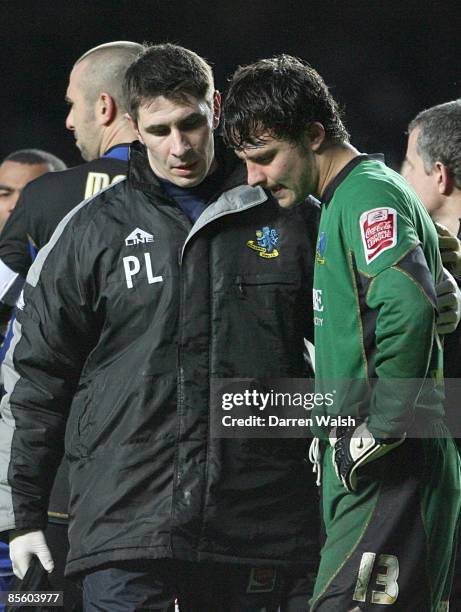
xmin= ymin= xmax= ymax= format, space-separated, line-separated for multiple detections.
xmin=223 ymin=56 xmax=461 ymax=611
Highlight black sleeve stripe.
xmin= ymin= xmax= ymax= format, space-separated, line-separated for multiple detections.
xmin=394 ymin=245 xmax=436 ymax=309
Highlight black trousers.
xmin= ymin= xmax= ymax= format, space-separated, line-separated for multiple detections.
xmin=45 ymin=522 xmax=83 ymax=612
xmin=82 ymin=559 xmax=314 ymax=612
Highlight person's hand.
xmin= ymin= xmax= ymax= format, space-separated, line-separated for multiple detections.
xmin=9 ymin=529 xmax=54 ymax=579
xmin=436 ymin=268 xmax=461 ymax=334
xmin=330 ymin=422 xmax=405 ymax=492
xmin=435 ymin=222 xmax=461 ymax=278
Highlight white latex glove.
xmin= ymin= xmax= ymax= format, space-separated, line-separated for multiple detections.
xmin=9 ymin=529 xmax=54 ymax=579
xmin=436 ymin=268 xmax=461 ymax=335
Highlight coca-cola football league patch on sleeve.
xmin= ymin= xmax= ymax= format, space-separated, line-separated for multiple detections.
xmin=360 ymin=207 xmax=397 ymax=263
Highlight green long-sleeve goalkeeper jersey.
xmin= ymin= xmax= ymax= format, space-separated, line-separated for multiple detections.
xmin=312 ymin=155 xmax=444 ymax=438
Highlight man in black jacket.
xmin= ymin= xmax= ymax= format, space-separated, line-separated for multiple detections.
xmin=0 ymin=41 xmax=142 ymax=612
xmin=0 ymin=44 xmax=319 ymax=611
xmin=0 ymin=147 xmax=65 ymax=602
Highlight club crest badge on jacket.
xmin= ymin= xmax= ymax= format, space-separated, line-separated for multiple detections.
xmin=247 ymin=226 xmax=279 ymax=258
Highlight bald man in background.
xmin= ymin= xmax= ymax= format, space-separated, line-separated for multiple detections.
xmin=0 ymin=41 xmax=141 ymax=321
xmin=0 ymin=149 xmax=65 ymax=231
xmin=403 ymin=100 xmax=461 ymax=607
xmin=64 ymin=41 xmax=141 ymax=162
xmin=0 ymin=41 xmax=141 ymax=611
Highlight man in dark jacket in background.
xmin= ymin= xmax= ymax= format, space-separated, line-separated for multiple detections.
xmin=0 ymin=44 xmax=319 ymax=611
xmin=0 ymin=146 xmax=65 ymax=604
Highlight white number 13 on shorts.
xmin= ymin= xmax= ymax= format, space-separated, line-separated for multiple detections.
xmin=353 ymin=552 xmax=399 ymax=604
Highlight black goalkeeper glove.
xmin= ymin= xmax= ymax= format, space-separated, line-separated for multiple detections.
xmin=329 ymin=421 xmax=405 ymax=492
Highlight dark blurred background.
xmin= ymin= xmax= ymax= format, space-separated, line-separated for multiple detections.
xmin=2 ymin=0 xmax=460 ymax=169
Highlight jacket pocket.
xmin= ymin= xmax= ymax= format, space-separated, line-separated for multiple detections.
xmin=234 ymin=272 xmax=301 ymax=311
xmin=65 ymin=382 xmax=94 ymax=459
xmin=211 ymin=271 xmax=308 ymax=378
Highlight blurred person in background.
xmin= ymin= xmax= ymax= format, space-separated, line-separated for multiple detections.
xmin=0 ymin=149 xmax=65 ymax=232
xmin=403 ymin=98 xmax=461 ymax=609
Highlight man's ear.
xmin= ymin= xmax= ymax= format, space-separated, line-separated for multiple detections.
xmin=97 ymin=93 xmax=116 ymax=126
xmin=125 ymin=113 xmax=144 ymax=145
xmin=435 ymin=161 xmax=455 ymax=196
xmin=306 ymin=122 xmax=326 ymax=152
xmin=212 ymin=90 xmax=221 ymax=130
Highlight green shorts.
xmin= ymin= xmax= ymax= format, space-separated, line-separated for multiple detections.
xmin=310 ymin=424 xmax=461 ymax=611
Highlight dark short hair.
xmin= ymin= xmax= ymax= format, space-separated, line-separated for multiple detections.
xmin=222 ymin=54 xmax=349 ymax=149
xmin=408 ymin=100 xmax=461 ymax=190
xmin=124 ymin=43 xmax=214 ymax=120
xmin=4 ymin=149 xmax=66 ymax=172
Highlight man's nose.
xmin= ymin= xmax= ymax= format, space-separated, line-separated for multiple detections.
xmin=246 ymin=161 xmax=266 ymax=187
xmin=9 ymin=191 xmax=20 ymax=211
xmin=170 ymin=130 xmax=191 ymax=157
xmin=65 ymin=108 xmax=74 ymax=131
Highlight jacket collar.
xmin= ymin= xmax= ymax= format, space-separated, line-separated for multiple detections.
xmin=103 ymin=143 xmax=132 ymax=161
xmin=321 ymin=153 xmax=385 ymax=207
